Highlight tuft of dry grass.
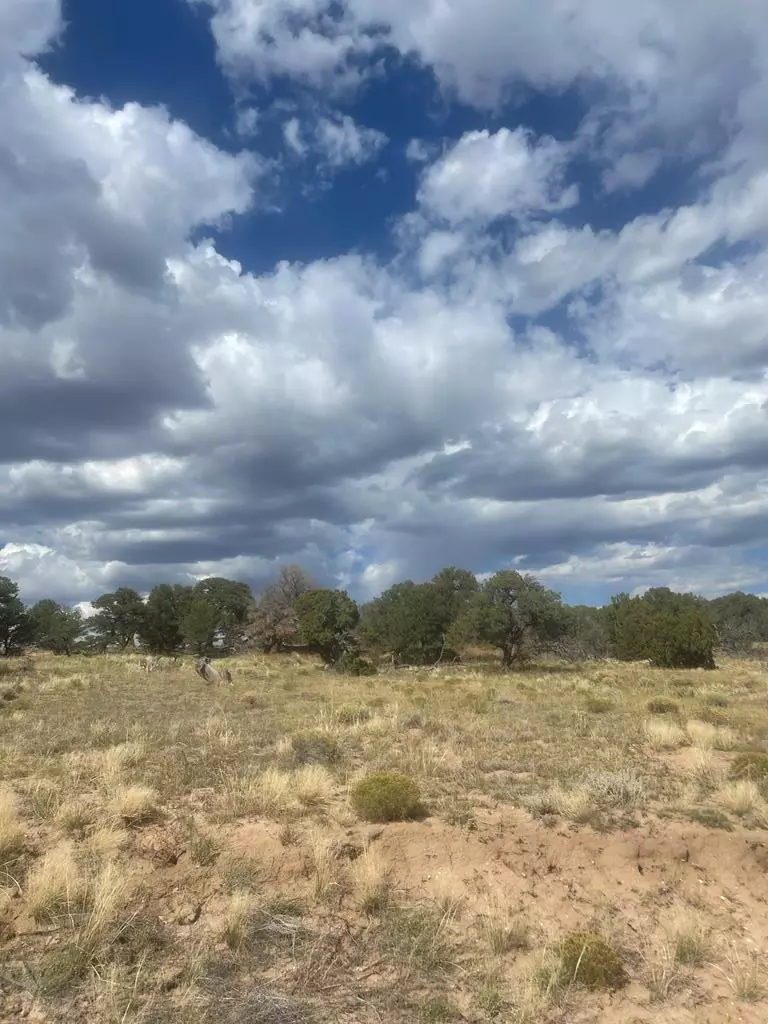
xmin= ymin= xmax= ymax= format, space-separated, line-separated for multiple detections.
xmin=39 ymin=860 xmax=130 ymax=992
xmin=25 ymin=778 xmax=62 ymax=821
xmin=293 ymin=765 xmax=334 ymax=808
xmin=110 ymin=786 xmax=160 ymax=827
xmin=643 ymin=941 xmax=680 ymax=1002
xmin=714 ymin=779 xmax=768 ymax=821
xmin=663 ymin=908 xmax=712 ymax=967
xmin=0 ymin=786 xmax=25 ymax=864
xmin=479 ymin=895 xmax=531 ymax=955
xmin=307 ymin=829 xmax=339 ymax=902
xmin=220 ymin=890 xmax=257 ymax=950
xmin=685 ymin=749 xmax=724 ymax=792
xmin=527 ymin=785 xmax=595 ymax=823
xmin=82 ymin=827 xmax=130 ymax=862
xmin=187 ymin=822 xmax=219 ymax=866
xmin=352 ymin=847 xmax=392 ymax=916
xmin=720 ymin=944 xmax=764 ymax=1002
xmin=56 ymin=795 xmax=99 ymax=836
xmin=257 ymin=767 xmax=294 ymax=815
xmin=25 ymin=844 xmax=86 ymax=922
xmin=98 ymin=741 xmax=145 ymax=783
xmin=508 ymin=961 xmax=556 ymax=1023
xmin=376 ymin=902 xmax=455 ymax=980
xmin=686 ymin=720 xmax=738 ymax=751
xmin=644 ymin=719 xmax=687 ymax=750
xmin=222 ymin=767 xmax=301 ymax=819
xmin=430 ymin=870 xmax=466 ymax=919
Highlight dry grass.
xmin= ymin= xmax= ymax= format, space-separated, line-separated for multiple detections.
xmin=479 ymin=894 xmax=531 ymax=955
xmin=221 ymin=765 xmax=332 ymax=818
xmin=527 ymin=784 xmax=595 ymax=823
xmin=293 ymin=765 xmax=334 ymax=808
xmin=307 ymin=829 xmax=338 ymax=901
xmin=57 ymin=796 xmax=99 ymax=836
xmin=644 ymin=718 xmax=688 ymax=749
xmin=352 ymin=846 xmax=392 ymax=915
xmin=1 ymin=650 xmax=768 ymax=1022
xmin=686 ymin=720 xmax=738 ymax=750
xmin=40 ymin=860 xmax=130 ymax=992
xmin=714 ymin=779 xmax=768 ymax=821
xmin=582 ymin=768 xmax=645 ymax=807
xmin=25 ymin=778 xmax=63 ymax=821
xmin=25 ymin=843 xmax=86 ymax=922
xmin=220 ymin=890 xmax=258 ymax=950
xmin=0 ymin=785 xmax=25 ymax=863
xmin=684 ymin=749 xmax=724 ymax=792
xmin=643 ymin=941 xmax=681 ymax=1003
xmin=110 ymin=786 xmax=160 ymax=826
xmin=720 ymin=944 xmax=765 ymax=1002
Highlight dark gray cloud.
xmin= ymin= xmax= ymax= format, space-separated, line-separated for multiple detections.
xmin=410 ymin=424 xmax=768 ymax=504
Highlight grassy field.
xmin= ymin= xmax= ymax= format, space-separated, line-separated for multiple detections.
xmin=1 ymin=651 xmax=768 ymax=1023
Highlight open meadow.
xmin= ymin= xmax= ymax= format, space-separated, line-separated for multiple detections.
xmin=1 ymin=652 xmax=768 ymax=1023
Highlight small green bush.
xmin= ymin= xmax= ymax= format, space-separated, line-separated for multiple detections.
xmin=335 ymin=652 xmax=377 ymax=676
xmin=687 ymin=807 xmax=733 ymax=831
xmin=289 ymin=731 xmax=341 ymax=766
xmin=558 ymin=932 xmax=628 ymax=991
xmin=646 ymin=697 xmax=680 ymax=715
xmin=351 ymin=772 xmax=424 ymax=823
xmin=610 ymin=590 xmax=716 ymax=669
xmin=584 ymin=697 xmax=614 ymax=714
xmin=729 ymin=752 xmax=768 ymax=784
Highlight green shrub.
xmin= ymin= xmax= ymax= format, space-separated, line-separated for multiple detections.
xmin=294 ymin=588 xmax=359 ymax=664
xmin=289 ymin=731 xmax=341 ymax=766
xmin=729 ymin=752 xmax=768 ymax=784
xmin=335 ymin=653 xmax=377 ymax=677
xmin=686 ymin=807 xmax=733 ymax=831
xmin=609 ymin=589 xmax=716 ymax=669
xmin=558 ymin=932 xmax=627 ymax=991
xmin=351 ymin=772 xmax=424 ymax=822
xmin=647 ymin=697 xmax=680 ymax=715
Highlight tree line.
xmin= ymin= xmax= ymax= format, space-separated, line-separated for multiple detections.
xmin=2 ymin=566 xmax=768 ymax=670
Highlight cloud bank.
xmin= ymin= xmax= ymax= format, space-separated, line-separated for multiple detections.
xmin=3 ymin=0 xmax=768 ymax=606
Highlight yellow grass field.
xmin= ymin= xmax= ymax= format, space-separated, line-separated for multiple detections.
xmin=1 ymin=651 xmax=768 ymax=1023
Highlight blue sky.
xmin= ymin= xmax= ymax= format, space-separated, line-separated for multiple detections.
xmin=2 ymin=0 xmax=768 ymax=608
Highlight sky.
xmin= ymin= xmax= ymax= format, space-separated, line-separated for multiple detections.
xmin=2 ymin=0 xmax=768 ymax=609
